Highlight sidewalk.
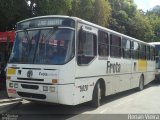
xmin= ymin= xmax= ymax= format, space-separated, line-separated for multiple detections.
xmin=0 ymin=89 xmax=22 ymax=104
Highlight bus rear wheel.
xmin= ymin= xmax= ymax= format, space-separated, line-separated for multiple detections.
xmin=90 ymin=82 xmax=101 ymax=108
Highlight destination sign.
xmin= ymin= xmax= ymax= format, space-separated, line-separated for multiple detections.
xmin=17 ymin=18 xmax=75 ymax=30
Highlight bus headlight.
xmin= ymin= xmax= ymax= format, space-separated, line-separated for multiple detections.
xmin=14 ymin=83 xmax=18 ymax=88
xmin=43 ymin=86 xmax=48 ymax=91
xmin=49 ymin=86 xmax=55 ymax=92
xmin=9 ymin=83 xmax=14 ymax=88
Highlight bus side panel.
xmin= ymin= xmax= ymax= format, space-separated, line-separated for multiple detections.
xmin=57 ymin=59 xmax=76 ymax=105
xmin=58 ymin=84 xmax=75 ymax=105
xmin=73 ymin=76 xmax=117 ymax=104
xmin=117 ymin=59 xmax=132 ymax=92
xmin=73 ymin=78 xmax=95 ymax=105
xmin=130 ymin=60 xmax=141 ymax=89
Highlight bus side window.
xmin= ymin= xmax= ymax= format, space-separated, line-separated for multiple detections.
xmin=150 ymin=47 xmax=155 ymax=61
xmin=110 ymin=34 xmax=121 ymax=58
xmin=77 ymin=29 xmax=97 ymax=65
xmin=131 ymin=41 xmax=139 ymax=59
xmin=146 ymin=46 xmax=150 ymax=60
xmin=98 ymin=30 xmax=109 ymax=57
xmin=139 ymin=44 xmax=146 ymax=60
xmin=122 ymin=38 xmax=131 ymax=59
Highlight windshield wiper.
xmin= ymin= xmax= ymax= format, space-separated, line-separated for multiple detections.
xmin=33 ymin=26 xmax=59 ymax=63
xmin=42 ymin=26 xmax=58 ymax=42
xmin=23 ymin=29 xmax=32 ymax=55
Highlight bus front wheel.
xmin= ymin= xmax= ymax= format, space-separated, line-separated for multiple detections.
xmin=90 ymin=82 xmax=101 ymax=108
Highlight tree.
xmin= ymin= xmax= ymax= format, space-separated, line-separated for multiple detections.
xmin=146 ymin=6 xmax=160 ymax=42
xmin=71 ymin=0 xmax=111 ymax=27
xmin=108 ymin=0 xmax=137 ymax=34
xmin=71 ymin=0 xmax=94 ymax=21
xmin=0 ymin=0 xmax=29 ymax=31
xmin=126 ymin=12 xmax=154 ymax=42
xmin=92 ymin=0 xmax=111 ymax=27
xmin=35 ymin=0 xmax=72 ymax=16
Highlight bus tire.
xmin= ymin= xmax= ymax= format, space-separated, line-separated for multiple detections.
xmin=138 ymin=75 xmax=144 ymax=91
xmin=90 ymin=82 xmax=101 ymax=108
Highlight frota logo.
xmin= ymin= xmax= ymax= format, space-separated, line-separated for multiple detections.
xmin=107 ymin=61 xmax=121 ymax=73
xmin=39 ymin=72 xmax=47 ymax=76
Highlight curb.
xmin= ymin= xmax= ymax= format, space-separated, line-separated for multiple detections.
xmin=0 ymin=98 xmax=23 ymax=104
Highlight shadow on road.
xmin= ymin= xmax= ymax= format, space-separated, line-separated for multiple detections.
xmin=100 ymin=80 xmax=159 ymax=106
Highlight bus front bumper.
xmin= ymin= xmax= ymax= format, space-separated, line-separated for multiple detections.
xmin=6 ymin=81 xmax=75 ymax=105
xmin=7 ymin=82 xmax=59 ymax=103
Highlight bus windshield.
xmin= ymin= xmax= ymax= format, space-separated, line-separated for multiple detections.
xmin=9 ymin=28 xmax=75 ymax=65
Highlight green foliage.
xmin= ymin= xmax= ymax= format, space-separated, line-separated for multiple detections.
xmin=92 ymin=0 xmax=111 ymax=27
xmin=35 ymin=0 xmax=72 ymax=15
xmin=70 ymin=0 xmax=111 ymax=27
xmin=0 ymin=0 xmax=160 ymax=42
xmin=126 ymin=12 xmax=154 ymax=42
xmin=71 ymin=0 xmax=94 ymax=21
xmin=146 ymin=7 xmax=160 ymax=42
xmin=0 ymin=0 xmax=29 ymax=31
xmin=109 ymin=0 xmax=137 ymax=33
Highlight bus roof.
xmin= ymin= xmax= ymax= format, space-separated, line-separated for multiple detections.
xmin=149 ymin=42 xmax=160 ymax=45
xmin=17 ymin=15 xmax=151 ymax=46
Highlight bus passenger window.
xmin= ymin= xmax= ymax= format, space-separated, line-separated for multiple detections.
xmin=110 ymin=34 xmax=121 ymax=58
xmin=150 ymin=47 xmax=155 ymax=61
xmin=139 ymin=44 xmax=146 ymax=60
xmin=98 ymin=30 xmax=109 ymax=57
xmin=146 ymin=46 xmax=150 ymax=60
xmin=122 ymin=38 xmax=131 ymax=59
xmin=131 ymin=41 xmax=139 ymax=59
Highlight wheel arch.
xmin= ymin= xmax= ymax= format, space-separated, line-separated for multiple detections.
xmin=92 ymin=78 xmax=106 ymax=97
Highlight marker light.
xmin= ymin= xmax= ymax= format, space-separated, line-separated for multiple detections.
xmin=14 ymin=83 xmax=18 ymax=88
xmin=49 ymin=86 xmax=55 ymax=92
xmin=9 ymin=83 xmax=14 ymax=88
xmin=52 ymin=79 xmax=58 ymax=84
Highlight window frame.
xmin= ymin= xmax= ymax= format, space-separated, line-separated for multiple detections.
xmin=77 ymin=28 xmax=97 ymax=65
xmin=131 ymin=41 xmax=139 ymax=59
xmin=110 ymin=34 xmax=121 ymax=58
xmin=98 ymin=30 xmax=109 ymax=57
xmin=122 ymin=37 xmax=131 ymax=59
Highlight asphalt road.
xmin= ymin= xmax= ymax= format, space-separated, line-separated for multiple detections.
xmin=1 ymin=81 xmax=160 ymax=120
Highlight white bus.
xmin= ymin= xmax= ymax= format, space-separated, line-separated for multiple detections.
xmin=6 ymin=15 xmax=155 ymax=108
xmin=149 ymin=42 xmax=160 ymax=81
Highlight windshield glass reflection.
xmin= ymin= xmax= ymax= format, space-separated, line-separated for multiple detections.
xmin=9 ymin=28 xmax=75 ymax=65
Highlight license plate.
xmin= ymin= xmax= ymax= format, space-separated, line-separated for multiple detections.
xmin=8 ymin=89 xmax=16 ymax=94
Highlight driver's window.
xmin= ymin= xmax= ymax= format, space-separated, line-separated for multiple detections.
xmin=77 ymin=30 xmax=97 ymax=65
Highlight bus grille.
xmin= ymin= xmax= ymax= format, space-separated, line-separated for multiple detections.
xmin=21 ymin=84 xmax=39 ymax=90
xmin=17 ymin=78 xmax=44 ymax=81
xmin=17 ymin=92 xmax=46 ymax=99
